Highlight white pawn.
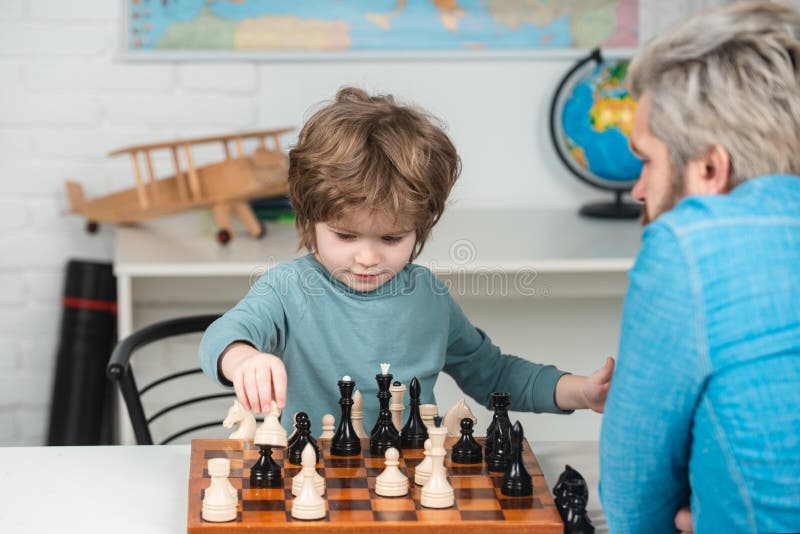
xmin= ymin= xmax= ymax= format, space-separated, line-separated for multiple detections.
xmin=202 ymin=458 xmax=238 ymax=522
xmin=390 ymin=382 xmax=406 ymax=432
xmin=419 ymin=404 xmax=438 ymax=430
xmin=421 ymin=422 xmax=454 ymax=509
xmin=414 ymin=439 xmax=433 ymax=486
xmin=352 ymin=390 xmax=368 ymax=438
xmin=291 ymin=444 xmax=327 ymax=520
xmin=318 ymin=414 xmax=335 ymax=440
xmin=254 ymin=401 xmax=287 ymax=447
xmin=375 ymin=447 xmax=409 ymax=497
xmin=287 ymin=412 xmax=299 ymax=442
xmin=292 ymin=447 xmax=325 ymax=497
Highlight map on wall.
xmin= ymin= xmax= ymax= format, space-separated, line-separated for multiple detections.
xmin=125 ymin=0 xmax=639 ymax=57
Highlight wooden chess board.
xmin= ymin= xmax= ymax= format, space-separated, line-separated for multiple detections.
xmin=187 ymin=437 xmax=563 ymax=533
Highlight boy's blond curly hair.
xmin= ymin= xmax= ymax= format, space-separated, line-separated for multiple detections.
xmin=288 ymin=87 xmax=461 ymax=260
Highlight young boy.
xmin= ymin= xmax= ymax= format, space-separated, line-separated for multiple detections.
xmin=199 ymin=87 xmax=614 ymax=431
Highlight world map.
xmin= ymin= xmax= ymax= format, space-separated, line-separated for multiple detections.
xmin=126 ymin=0 xmax=639 ymax=53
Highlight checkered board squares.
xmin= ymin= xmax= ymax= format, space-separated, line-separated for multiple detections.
xmin=187 ymin=437 xmax=563 ymax=533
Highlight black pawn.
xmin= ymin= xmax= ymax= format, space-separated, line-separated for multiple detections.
xmin=249 ymin=444 xmax=282 ymax=488
xmin=287 ymin=412 xmax=319 ymax=465
xmin=400 ymin=377 xmax=428 ymax=449
xmin=485 ymin=391 xmax=512 ymax=459
xmin=370 ymin=408 xmax=401 ymax=456
xmin=501 ymin=421 xmax=532 ymax=496
xmin=451 ymin=418 xmax=482 ymax=464
xmin=331 ymin=377 xmax=361 ymax=456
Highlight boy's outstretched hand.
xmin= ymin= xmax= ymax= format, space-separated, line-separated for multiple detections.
xmin=554 ymin=356 xmax=615 ymax=413
xmin=219 ymin=342 xmax=287 ymax=414
xmin=582 ymin=356 xmax=615 ymax=413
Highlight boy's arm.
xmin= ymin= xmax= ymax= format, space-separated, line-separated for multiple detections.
xmin=199 ymin=275 xmax=289 ymax=387
xmin=441 ymin=293 xmax=571 ymax=414
xmin=600 ymin=223 xmax=705 ymax=534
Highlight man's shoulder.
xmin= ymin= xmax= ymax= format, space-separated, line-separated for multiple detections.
xmin=657 ymin=174 xmax=800 ymax=236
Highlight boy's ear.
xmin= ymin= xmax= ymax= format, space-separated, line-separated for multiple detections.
xmin=684 ymin=144 xmax=731 ymax=195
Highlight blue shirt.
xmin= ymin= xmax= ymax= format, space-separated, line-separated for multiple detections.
xmin=600 ymin=175 xmax=800 ymax=534
xmin=199 ymin=254 xmax=569 ymax=433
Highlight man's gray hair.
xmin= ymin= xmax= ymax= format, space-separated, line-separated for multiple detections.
xmin=629 ymin=1 xmax=800 ymax=187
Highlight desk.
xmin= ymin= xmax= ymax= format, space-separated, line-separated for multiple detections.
xmin=0 ymin=441 xmax=605 ymax=533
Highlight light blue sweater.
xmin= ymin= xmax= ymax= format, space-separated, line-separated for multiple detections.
xmin=601 ymin=175 xmax=800 ymax=534
xmin=199 ymin=254 xmax=569 ymax=433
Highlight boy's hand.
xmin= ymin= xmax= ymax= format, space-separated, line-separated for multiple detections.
xmin=219 ymin=342 xmax=287 ymax=413
xmin=674 ymin=506 xmax=693 ymax=533
xmin=582 ymin=356 xmax=615 ymax=413
xmin=554 ymin=356 xmax=615 ymax=412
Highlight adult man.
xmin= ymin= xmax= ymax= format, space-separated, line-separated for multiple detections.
xmin=600 ymin=2 xmax=800 ymax=533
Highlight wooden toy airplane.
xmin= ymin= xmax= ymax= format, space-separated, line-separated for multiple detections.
xmin=65 ymin=128 xmax=293 ymax=244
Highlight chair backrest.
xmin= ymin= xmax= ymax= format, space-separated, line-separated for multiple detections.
xmin=106 ymin=314 xmax=232 ymax=445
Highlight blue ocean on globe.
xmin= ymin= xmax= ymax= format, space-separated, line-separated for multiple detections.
xmin=559 ymin=61 xmax=642 ymax=186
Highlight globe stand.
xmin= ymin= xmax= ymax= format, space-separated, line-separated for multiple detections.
xmin=579 ymin=191 xmax=641 ymax=219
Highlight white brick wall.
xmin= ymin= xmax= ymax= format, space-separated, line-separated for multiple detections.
xmin=0 ymin=0 xmax=720 ymax=446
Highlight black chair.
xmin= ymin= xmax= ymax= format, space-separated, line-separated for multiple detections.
xmin=106 ymin=314 xmax=234 ymax=445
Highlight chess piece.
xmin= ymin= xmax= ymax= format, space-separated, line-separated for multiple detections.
xmin=553 ymin=465 xmax=591 ymax=524
xmin=287 ymin=412 xmax=300 ymax=444
xmin=288 ymin=412 xmax=319 ymax=465
xmin=318 ymin=414 xmax=335 ymax=440
xmin=251 ymin=401 xmax=287 ymax=488
xmin=400 ymin=377 xmax=428 ymax=449
xmin=501 ymin=421 xmax=533 ymax=496
xmin=222 ymin=399 xmax=256 ymax=440
xmin=563 ymin=488 xmax=595 ymax=534
xmin=331 ymin=376 xmax=361 ymax=456
xmin=420 ymin=416 xmax=454 ymax=508
xmin=254 ymin=401 xmax=288 ymax=448
xmin=370 ymin=407 xmax=401 ymax=456
xmin=485 ymin=391 xmax=512 ymax=460
xmin=413 ymin=438 xmax=433 ymax=486
xmin=487 ymin=416 xmax=512 ymax=472
xmin=375 ymin=447 xmax=409 ymax=497
xmin=389 ymin=381 xmax=406 ymax=432
xmin=370 ymin=362 xmax=399 ymax=437
xmin=442 ymin=398 xmax=477 ymax=438
xmin=352 ymin=390 xmax=369 ymax=439
xmin=291 ymin=444 xmax=327 ymax=520
xmin=451 ymin=417 xmax=482 ymax=464
xmin=202 ymin=458 xmax=237 ymax=522
xmin=419 ymin=404 xmax=438 ymax=431
xmin=250 ymin=445 xmax=282 ymax=488
xmin=291 ymin=442 xmax=325 ymax=497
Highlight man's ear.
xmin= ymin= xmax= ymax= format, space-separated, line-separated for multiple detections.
xmin=684 ymin=145 xmax=731 ymax=195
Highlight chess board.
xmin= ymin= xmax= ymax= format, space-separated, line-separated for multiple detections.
xmin=187 ymin=437 xmax=563 ymax=533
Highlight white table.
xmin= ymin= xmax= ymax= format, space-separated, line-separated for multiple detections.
xmin=0 ymin=441 xmax=605 ymax=533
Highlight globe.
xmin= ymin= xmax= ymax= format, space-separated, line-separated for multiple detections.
xmin=549 ymin=49 xmax=642 ymax=219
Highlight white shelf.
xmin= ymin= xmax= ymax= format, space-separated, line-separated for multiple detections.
xmin=114 ymin=208 xmax=641 ymax=277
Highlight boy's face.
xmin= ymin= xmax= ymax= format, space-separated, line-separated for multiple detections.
xmin=314 ymin=210 xmax=416 ymax=292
